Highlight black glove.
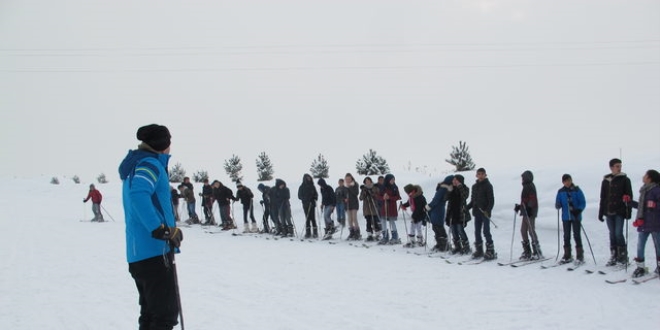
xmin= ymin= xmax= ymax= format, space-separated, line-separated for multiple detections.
xmin=260 ymin=200 xmax=264 ymax=205
xmin=152 ymin=224 xmax=183 ymax=248
xmin=514 ymin=204 xmax=521 ymax=212
xmin=360 ymin=185 xmax=365 ymax=190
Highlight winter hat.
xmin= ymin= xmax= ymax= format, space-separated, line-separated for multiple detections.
xmin=403 ymin=184 xmax=415 ymax=194
xmin=236 ymin=181 xmax=243 ymax=188
xmin=384 ymin=174 xmax=395 ymax=185
xmin=89 ymin=184 xmax=95 ymax=189
xmin=442 ymin=175 xmax=454 ymax=185
xmin=317 ymin=178 xmax=326 ymax=186
xmin=136 ymin=124 xmax=171 ymax=152
xmin=257 ymin=183 xmax=265 ymax=191
xmin=454 ymin=174 xmax=465 ymax=184
xmin=561 ymin=174 xmax=572 ymax=182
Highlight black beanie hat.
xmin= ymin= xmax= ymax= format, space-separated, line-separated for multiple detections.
xmin=562 ymin=174 xmax=572 ymax=182
xmin=137 ymin=124 xmax=171 ymax=152
xmin=454 ymin=174 xmax=465 ymax=184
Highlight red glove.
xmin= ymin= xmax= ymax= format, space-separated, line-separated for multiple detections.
xmin=401 ymin=205 xmax=408 ymax=211
xmin=622 ymin=195 xmax=632 ymax=203
xmin=647 ymin=200 xmax=657 ymax=209
xmin=632 ymin=219 xmax=644 ymax=228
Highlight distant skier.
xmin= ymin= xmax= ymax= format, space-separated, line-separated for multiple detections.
xmin=318 ymin=178 xmax=338 ymax=240
xmin=171 ymin=186 xmax=180 ymax=222
xmin=631 ymin=169 xmax=660 ymax=278
xmin=515 ymin=170 xmax=543 ymax=260
xmin=377 ymin=174 xmax=401 ymax=245
xmin=344 ymin=173 xmax=361 ymax=240
xmin=335 ymin=178 xmax=348 ymax=228
xmin=257 ymin=183 xmax=273 ymax=234
xmin=212 ymin=180 xmax=236 ymax=230
xmin=83 ymin=184 xmax=104 ymax=222
xmin=447 ymin=175 xmax=471 ymax=255
xmin=118 ymin=124 xmax=182 ymax=330
xmin=401 ymin=184 xmax=427 ymax=247
xmin=359 ymin=177 xmax=381 ymax=242
xmin=273 ymin=178 xmax=294 ymax=237
xmin=201 ymin=179 xmax=215 ymax=225
xmin=298 ymin=174 xmax=319 ymax=238
xmin=555 ymin=174 xmax=587 ymax=264
xmin=236 ymin=181 xmax=259 ymax=233
xmin=598 ymin=158 xmax=634 ymax=266
xmin=426 ymin=176 xmax=453 ymax=252
xmin=467 ymin=168 xmax=496 ymax=260
xmin=178 ymin=184 xmax=199 ymax=224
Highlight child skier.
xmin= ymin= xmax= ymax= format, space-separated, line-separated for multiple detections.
xmin=402 ymin=184 xmax=428 ymax=248
xmin=555 ymin=174 xmax=587 ymax=264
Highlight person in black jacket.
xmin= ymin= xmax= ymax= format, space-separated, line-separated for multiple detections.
xmin=515 ymin=170 xmax=542 ymax=260
xmin=447 ymin=175 xmax=471 ymax=254
xmin=467 ymin=168 xmax=497 ymax=260
xmin=298 ymin=174 xmax=319 ymax=238
xmin=273 ymin=179 xmax=294 ymax=237
xmin=402 ymin=184 xmax=428 ymax=247
xmin=318 ymin=178 xmax=338 ymax=239
xmin=599 ymin=158 xmax=634 ymax=266
xmin=236 ymin=181 xmax=258 ymax=233
xmin=201 ymin=179 xmax=216 ymax=225
xmin=212 ymin=180 xmax=237 ymax=230
xmin=257 ymin=183 xmax=273 ymax=234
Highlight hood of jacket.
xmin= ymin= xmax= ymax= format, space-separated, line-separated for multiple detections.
xmin=522 ymin=170 xmax=534 ymax=184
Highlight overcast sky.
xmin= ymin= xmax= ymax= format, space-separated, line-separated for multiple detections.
xmin=1 ymin=0 xmax=658 ymax=182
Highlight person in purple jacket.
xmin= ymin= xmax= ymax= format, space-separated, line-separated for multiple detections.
xmin=631 ymin=169 xmax=660 ymax=278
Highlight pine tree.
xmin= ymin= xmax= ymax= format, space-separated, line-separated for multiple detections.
xmin=255 ymin=152 xmax=274 ymax=182
xmin=50 ymin=177 xmax=60 ymax=185
xmin=72 ymin=175 xmax=80 ymax=184
xmin=97 ymin=173 xmax=108 ymax=184
xmin=169 ymin=163 xmax=186 ymax=183
xmin=192 ymin=170 xmax=209 ymax=183
xmin=224 ymin=154 xmax=243 ymax=183
xmin=310 ymin=154 xmax=329 ymax=179
xmin=445 ymin=141 xmax=476 ymax=172
xmin=355 ymin=149 xmax=390 ymax=175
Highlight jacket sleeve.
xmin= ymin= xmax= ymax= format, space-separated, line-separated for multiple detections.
xmin=624 ymin=177 xmax=633 ymax=219
xmin=129 ymin=161 xmax=165 ymax=232
xmin=486 ymin=183 xmax=495 ymax=212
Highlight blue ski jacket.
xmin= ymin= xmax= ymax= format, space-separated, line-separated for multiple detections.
xmin=555 ymin=184 xmax=586 ymax=221
xmin=119 ymin=148 xmax=177 ymax=263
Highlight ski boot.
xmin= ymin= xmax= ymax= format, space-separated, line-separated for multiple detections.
xmin=531 ymin=242 xmax=543 ymax=260
xmin=378 ymin=231 xmax=390 ymax=245
xmin=389 ymin=231 xmax=401 ymax=245
xmin=365 ymin=232 xmax=375 ymax=242
xmin=519 ymin=241 xmax=531 ymax=260
xmin=606 ymin=246 xmax=618 ymax=266
xmin=403 ymin=235 xmax=416 ymax=248
xmin=472 ymin=242 xmax=484 ymax=259
xmin=559 ymin=245 xmax=573 ymax=264
xmin=617 ymin=245 xmax=629 ymax=265
xmin=451 ymin=240 xmax=462 ymax=254
xmin=250 ymin=222 xmax=260 ymax=233
xmin=416 ymin=235 xmax=425 ymax=247
xmin=460 ymin=240 xmax=471 ymax=255
xmin=312 ymin=227 xmax=319 ymax=239
xmin=484 ymin=243 xmax=497 ymax=260
xmin=575 ymin=245 xmax=584 ymax=263
xmin=632 ymin=258 xmax=647 ymax=278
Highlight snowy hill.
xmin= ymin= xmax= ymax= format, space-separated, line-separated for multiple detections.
xmin=1 ymin=156 xmax=658 ymax=329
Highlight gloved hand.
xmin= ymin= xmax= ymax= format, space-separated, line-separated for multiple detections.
xmin=425 ymin=205 xmax=431 ymax=212
xmin=260 ymin=200 xmax=264 ymax=205
xmin=622 ymin=195 xmax=632 ymax=203
xmin=632 ymin=219 xmax=644 ymax=228
xmin=360 ymin=185 xmax=365 ymax=190
xmin=482 ymin=210 xmax=490 ymax=218
xmin=151 ymin=224 xmax=183 ymax=248
xmin=514 ymin=204 xmax=521 ymax=212
xmin=82 ymin=199 xmax=86 ymax=203
xmin=555 ymin=203 xmax=561 ymax=210
xmin=401 ymin=205 xmax=408 ymax=211
xmin=598 ymin=215 xmax=604 ymax=222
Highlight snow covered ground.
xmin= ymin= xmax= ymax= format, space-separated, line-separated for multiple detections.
xmin=1 ymin=155 xmax=658 ymax=330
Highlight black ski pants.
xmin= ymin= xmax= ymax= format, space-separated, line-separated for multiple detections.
xmin=128 ymin=254 xmax=179 ymax=330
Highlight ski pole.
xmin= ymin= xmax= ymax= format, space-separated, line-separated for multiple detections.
xmin=400 ymin=202 xmax=410 ymax=244
xmin=83 ymin=202 xmax=87 ymax=221
xmin=580 ymin=222 xmax=597 ymax=266
xmin=100 ymin=205 xmax=116 ymax=222
xmin=509 ymin=211 xmax=517 ymax=263
xmin=424 ymin=211 xmax=431 ymax=252
xmin=169 ymin=247 xmax=185 ymax=330
xmin=556 ymin=209 xmax=561 ymax=262
xmin=478 ymin=208 xmax=498 ymax=229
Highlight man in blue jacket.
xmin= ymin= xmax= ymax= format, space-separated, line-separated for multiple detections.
xmin=119 ymin=124 xmax=183 ymax=330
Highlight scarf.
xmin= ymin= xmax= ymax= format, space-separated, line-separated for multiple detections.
xmin=636 ymin=182 xmax=658 ymax=219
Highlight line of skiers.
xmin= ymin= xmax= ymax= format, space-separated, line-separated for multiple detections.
xmin=170 ymin=159 xmax=660 ymax=275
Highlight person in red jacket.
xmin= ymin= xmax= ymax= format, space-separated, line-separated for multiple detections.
xmin=83 ymin=184 xmax=104 ymax=222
